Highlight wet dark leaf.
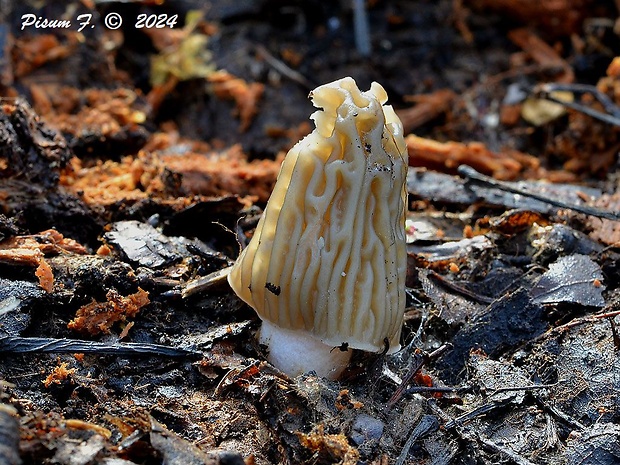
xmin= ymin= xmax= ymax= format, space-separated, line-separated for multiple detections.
xmin=531 ymin=254 xmax=605 ymax=307
xmin=104 ymin=220 xmax=202 ymax=268
xmin=564 ymin=423 xmax=620 ymax=465
xmin=435 ymin=289 xmax=547 ymax=383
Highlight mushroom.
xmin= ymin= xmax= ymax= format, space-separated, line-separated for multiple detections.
xmin=228 ymin=77 xmax=408 ymax=379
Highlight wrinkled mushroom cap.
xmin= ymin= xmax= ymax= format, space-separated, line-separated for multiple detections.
xmin=228 ymin=77 xmax=407 ymax=353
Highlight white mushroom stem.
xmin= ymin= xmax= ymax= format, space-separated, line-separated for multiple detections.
xmin=227 ymin=77 xmax=407 ymax=380
xmin=259 ymin=320 xmax=352 ymax=379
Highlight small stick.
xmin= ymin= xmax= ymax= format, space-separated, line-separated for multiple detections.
xmin=429 ymin=270 xmax=494 ymax=304
xmin=0 ymin=336 xmax=200 ymax=358
xmin=386 ymin=350 xmax=426 ymax=409
xmin=543 ymin=308 xmax=620 ymax=336
xmin=255 ymin=45 xmax=315 ymax=90
xmin=352 ymin=0 xmax=372 ymax=57
xmin=540 ymin=91 xmax=620 ymax=127
xmin=394 ymin=415 xmax=440 ymax=465
xmin=444 ymin=396 xmax=515 ymax=429
xmin=478 ymin=435 xmax=537 ymax=465
xmin=489 ymin=380 xmax=564 ymax=395
xmin=403 ymin=385 xmax=472 ymax=395
xmin=387 ymin=344 xmax=452 ymax=408
xmin=537 ymin=399 xmax=586 ymax=431
xmin=458 ymin=165 xmax=620 ymax=222
xmin=539 ymin=82 xmax=620 ymax=123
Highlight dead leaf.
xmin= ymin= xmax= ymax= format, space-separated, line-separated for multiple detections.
xmin=531 ymin=254 xmax=605 ymax=307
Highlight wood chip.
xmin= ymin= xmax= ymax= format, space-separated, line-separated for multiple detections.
xmin=406 ymin=134 xmax=539 ymax=180
xmin=397 ymin=89 xmax=456 ymax=134
xmin=67 ymin=288 xmax=150 ymax=336
xmin=508 ymin=28 xmax=574 ymax=83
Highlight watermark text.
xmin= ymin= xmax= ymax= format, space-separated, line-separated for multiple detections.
xmin=21 ymin=13 xmax=94 ymax=32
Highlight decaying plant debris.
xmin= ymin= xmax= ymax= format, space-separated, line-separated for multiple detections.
xmin=1 ymin=1 xmax=620 ymax=464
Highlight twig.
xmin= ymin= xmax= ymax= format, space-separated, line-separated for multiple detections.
xmin=255 ymin=45 xmax=316 ymax=90
xmin=538 ymin=82 xmax=620 ymax=124
xmin=387 ymin=344 xmax=452 ymax=408
xmin=427 ymin=344 xmax=452 ymax=361
xmin=0 ymin=336 xmax=200 ymax=358
xmin=428 ymin=270 xmax=494 ymax=304
xmin=182 ymin=266 xmax=232 ymax=298
xmin=489 ymin=380 xmax=565 ymax=396
xmin=394 ymin=415 xmax=440 ymax=465
xmin=537 ymin=399 xmax=586 ymax=431
xmin=478 ymin=434 xmax=537 ymax=465
xmin=541 ymin=93 xmax=620 ymax=126
xmin=444 ymin=396 xmax=516 ymax=430
xmin=526 ymin=308 xmax=620 ymax=353
xmin=387 ymin=350 xmax=427 ymax=409
xmin=540 ymin=308 xmax=620 ymax=342
xmin=403 ymin=385 xmax=472 ymax=395
xmin=508 ymin=28 xmax=573 ymax=83
xmin=458 ymin=165 xmax=620 ymax=222
xmin=398 ymin=89 xmax=456 ymax=134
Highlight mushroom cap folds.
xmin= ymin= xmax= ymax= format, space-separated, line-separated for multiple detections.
xmin=228 ymin=77 xmax=408 ymax=354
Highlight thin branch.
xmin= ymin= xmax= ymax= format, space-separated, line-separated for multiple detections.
xmin=429 ymin=270 xmax=494 ymax=304
xmin=254 ymin=45 xmax=316 ymax=90
xmin=0 ymin=336 xmax=200 ymax=358
xmin=539 ymin=82 xmax=620 ymax=121
xmin=458 ymin=165 xmax=620 ymax=221
xmin=394 ymin=415 xmax=440 ymax=465
xmin=478 ymin=434 xmax=537 ymax=465
xmin=444 ymin=396 xmax=516 ymax=430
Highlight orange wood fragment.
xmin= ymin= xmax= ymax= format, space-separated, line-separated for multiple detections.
xmin=406 ymin=134 xmax=539 ymax=180
xmin=396 ymin=89 xmax=456 ymax=134
xmin=508 ymin=28 xmax=574 ymax=83
xmin=43 ymin=362 xmax=75 ymax=388
xmin=0 ymin=229 xmax=87 ymax=292
xmin=67 ymin=288 xmax=150 ymax=336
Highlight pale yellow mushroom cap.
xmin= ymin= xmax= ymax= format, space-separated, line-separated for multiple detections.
xmin=228 ymin=77 xmax=408 ymax=354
